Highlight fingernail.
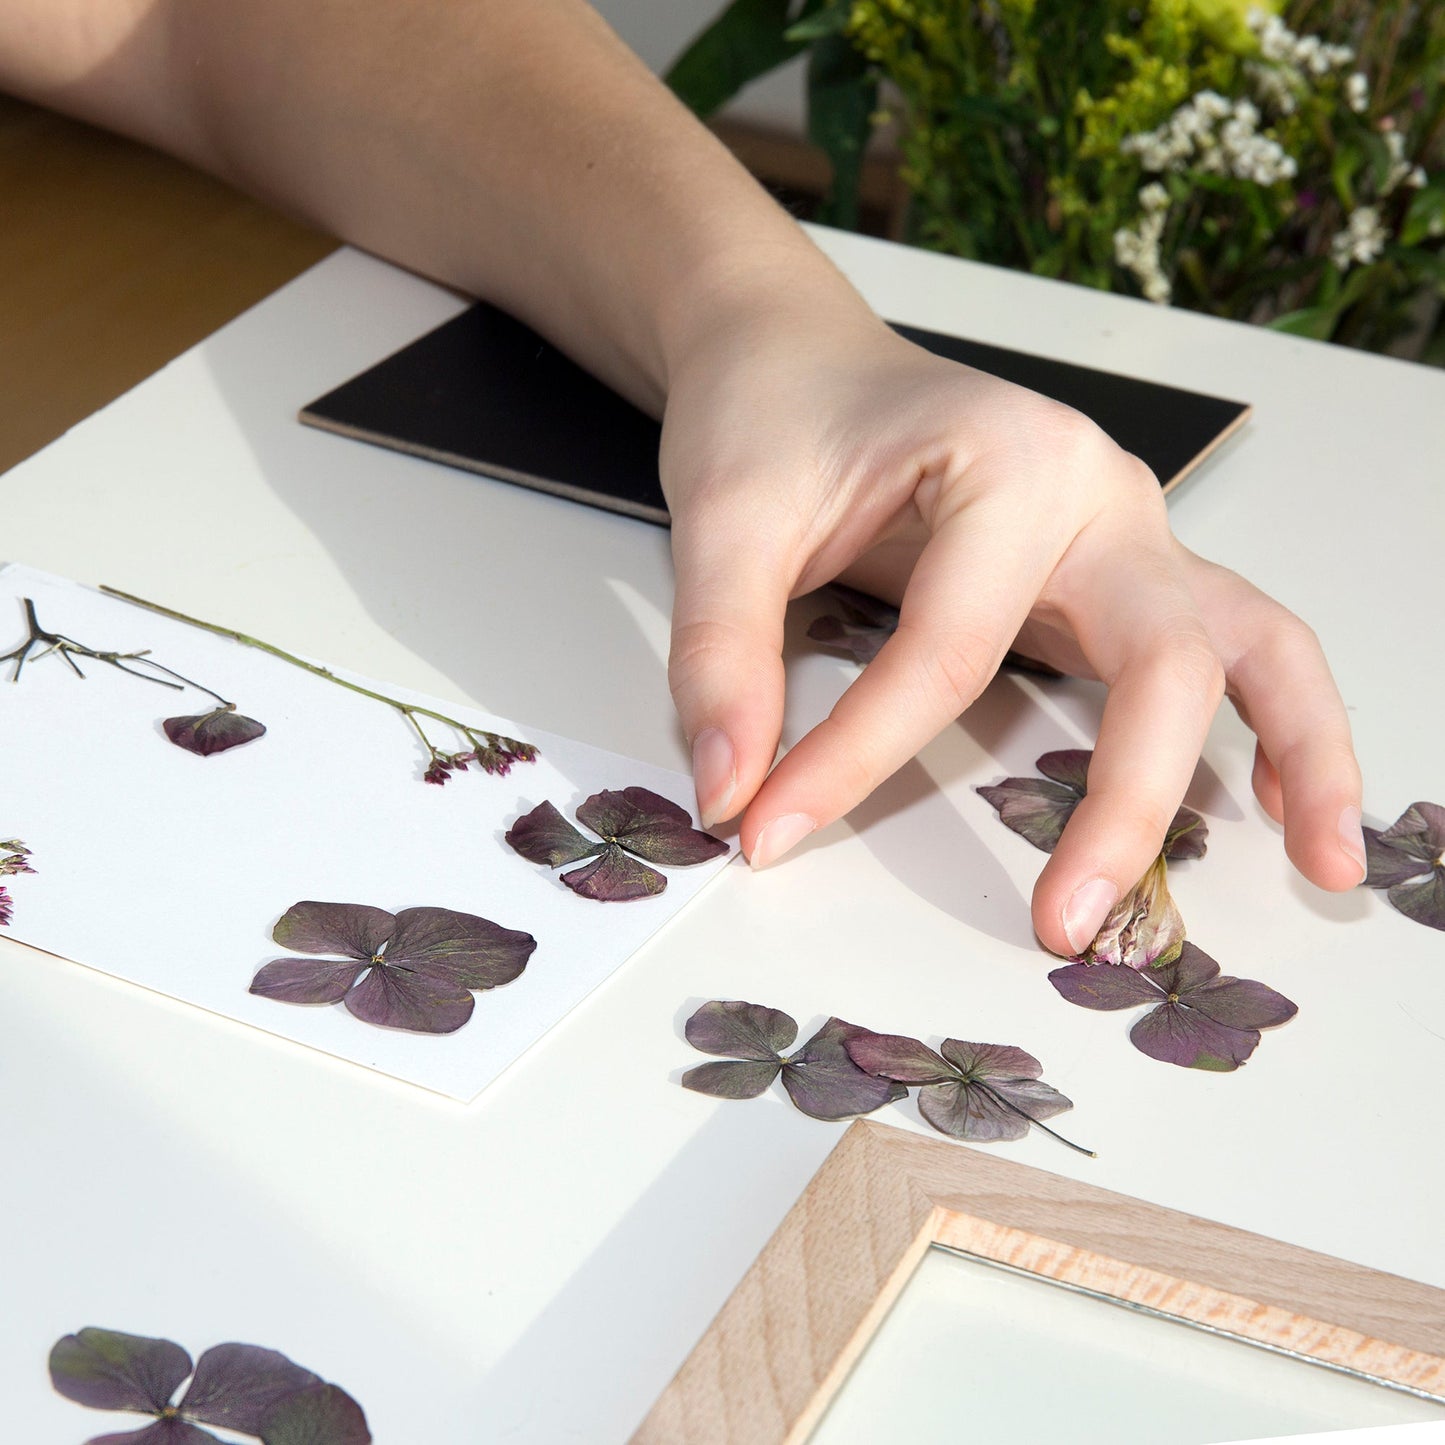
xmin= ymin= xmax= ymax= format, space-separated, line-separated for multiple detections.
xmin=692 ymin=727 xmax=736 ymax=827
xmin=1064 ymin=878 xmax=1119 ymax=955
xmin=750 ymin=813 xmax=816 ymax=870
xmin=1338 ymin=804 xmax=1367 ymax=883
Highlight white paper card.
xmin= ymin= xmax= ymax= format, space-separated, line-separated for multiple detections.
xmin=0 ymin=564 xmax=734 ymax=1100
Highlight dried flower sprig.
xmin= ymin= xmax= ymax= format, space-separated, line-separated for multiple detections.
xmin=100 ymin=585 xmax=536 ymax=783
xmin=1049 ymin=944 xmax=1298 ymax=1072
xmin=49 ymin=1326 xmax=370 ymax=1444
xmin=681 ymin=1001 xmax=1090 ymax=1153
xmin=507 ymin=787 xmax=727 ymax=900
xmin=0 ymin=838 xmax=34 ymax=927
xmin=3 ymin=596 xmax=265 ymax=756
xmin=1363 ymin=802 xmax=1445 ymax=932
xmin=251 ymin=901 xmax=536 ymax=1034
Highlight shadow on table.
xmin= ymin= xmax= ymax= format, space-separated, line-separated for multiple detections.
xmin=468 ymin=1098 xmax=841 ymax=1441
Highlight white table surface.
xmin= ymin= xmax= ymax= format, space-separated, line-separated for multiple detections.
xmin=4 ymin=229 xmax=1444 ymax=1442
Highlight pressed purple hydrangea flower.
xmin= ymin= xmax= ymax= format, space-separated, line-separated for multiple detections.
xmin=48 ymin=1327 xmax=369 ymax=1444
xmin=250 ymin=901 xmax=535 ymax=1034
xmin=681 ymin=1000 xmax=906 ymax=1120
xmin=978 ymin=749 xmax=1208 ymax=860
xmin=1363 ymin=801 xmax=1445 ymax=931
xmin=1049 ymin=942 xmax=1297 ymax=1071
xmin=163 ymin=706 xmax=267 ymax=756
xmin=506 ymin=786 xmax=727 ymax=901
xmin=845 ymin=1033 xmax=1089 ymax=1153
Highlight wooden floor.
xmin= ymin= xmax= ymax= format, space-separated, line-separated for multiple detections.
xmin=0 ymin=95 xmax=336 ymax=475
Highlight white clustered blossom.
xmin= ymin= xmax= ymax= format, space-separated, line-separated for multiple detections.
xmin=1115 ymin=187 xmax=1173 ymax=304
xmin=1378 ymin=128 xmax=1424 ymax=197
xmin=1345 ymin=72 xmax=1370 ymax=114
xmin=1122 ymin=91 xmax=1297 ymax=185
xmin=1248 ymin=8 xmax=1353 ymax=75
xmin=1330 ymin=206 xmax=1387 ymax=268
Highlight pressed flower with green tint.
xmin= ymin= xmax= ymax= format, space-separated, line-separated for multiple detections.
xmin=1049 ymin=942 xmax=1298 ymax=1071
xmin=978 ymin=749 xmax=1208 ymax=860
xmin=1363 ymin=801 xmax=1445 ymax=932
xmin=0 ymin=838 xmax=34 ymax=927
xmin=507 ymin=786 xmax=727 ymax=901
xmin=681 ymin=1000 xmax=906 ymax=1120
xmin=48 ymin=1327 xmax=370 ymax=1444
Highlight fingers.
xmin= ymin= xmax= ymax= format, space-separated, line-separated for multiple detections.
xmin=1031 ymin=552 xmax=1226 ymax=955
xmin=1189 ymin=562 xmax=1365 ymax=890
xmin=667 ymin=505 xmax=796 ymax=827
xmin=740 ymin=483 xmax=1064 ymax=867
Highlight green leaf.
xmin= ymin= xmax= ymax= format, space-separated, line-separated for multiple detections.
xmin=1401 ymin=181 xmax=1445 ymax=248
xmin=806 ymin=33 xmax=877 ymax=230
xmin=786 ymin=1 xmax=850 ymax=42
xmin=666 ymin=0 xmax=810 ymax=119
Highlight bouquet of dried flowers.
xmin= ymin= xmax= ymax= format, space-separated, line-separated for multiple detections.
xmin=671 ymin=0 xmax=1444 ymax=360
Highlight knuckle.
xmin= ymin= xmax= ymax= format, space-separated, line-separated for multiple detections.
xmin=914 ymin=625 xmax=996 ymax=712
xmin=667 ymin=619 xmax=747 ymax=697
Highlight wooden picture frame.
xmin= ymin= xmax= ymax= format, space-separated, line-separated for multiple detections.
xmin=633 ymin=1120 xmax=1445 ymax=1444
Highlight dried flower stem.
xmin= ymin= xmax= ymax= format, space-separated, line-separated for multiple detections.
xmin=100 ymin=585 xmax=536 ymax=767
xmin=974 ymin=1080 xmax=1096 ymax=1158
xmin=3 ymin=597 xmax=230 ymax=704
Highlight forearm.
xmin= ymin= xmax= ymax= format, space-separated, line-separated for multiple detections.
xmin=0 ymin=0 xmax=862 ymax=412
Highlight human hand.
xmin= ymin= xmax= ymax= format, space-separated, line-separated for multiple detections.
xmin=659 ymin=289 xmax=1365 ymax=957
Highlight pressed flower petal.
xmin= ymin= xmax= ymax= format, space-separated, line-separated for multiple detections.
xmin=272 ymin=902 xmax=394 ymax=961
xmin=1184 ymin=976 xmax=1298 ymax=1031
xmin=781 ymin=1018 xmax=907 ymax=1121
xmin=180 ymin=1344 xmax=321 ymax=1433
xmin=1130 ymin=1002 xmax=1260 ymax=1071
xmin=49 ymin=1327 xmax=192 ymax=1412
xmin=1049 ymin=962 xmax=1164 ymax=1010
xmin=684 ymin=999 xmax=797 ymax=1060
xmin=1373 ymin=802 xmax=1445 ymax=864
xmin=1163 ymin=805 xmax=1209 ymax=860
xmin=89 ymin=1423 xmax=219 ymax=1445
xmin=561 ymin=846 xmax=667 ymax=901
xmin=1147 ymin=941 xmax=1221 ymax=996
xmin=976 ymin=776 xmax=1080 ymax=853
xmin=938 ymin=1040 xmax=1044 ymax=1081
xmin=1036 ymin=749 xmax=1092 ymax=793
xmin=576 ymin=786 xmax=727 ymax=866
xmin=163 ymin=709 xmax=266 ymax=756
xmin=505 ymin=801 xmax=601 ymax=867
xmin=250 ymin=958 xmax=366 ymax=1006
xmin=1087 ymin=856 xmax=1184 ymax=969
xmin=258 ymin=1382 xmax=372 ymax=1445
xmin=917 ymin=1080 xmax=1030 ymax=1143
xmin=844 ymin=1032 xmax=955 ymax=1084
xmin=1388 ymin=870 xmax=1445 ymax=931
xmin=985 ymin=1076 xmax=1074 ymax=1123
xmin=386 ymin=907 xmax=536 ymax=990
xmin=1364 ymin=827 xmax=1434 ymax=888
xmin=681 ymin=1059 xmax=782 ymax=1099
xmin=805 ymin=614 xmax=891 ymax=663
xmin=344 ymin=966 xmax=475 ymax=1034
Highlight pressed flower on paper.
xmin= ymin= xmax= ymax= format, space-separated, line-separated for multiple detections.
xmin=507 ymin=786 xmax=727 ymax=901
xmin=48 ymin=1326 xmax=370 ymax=1444
xmin=250 ymin=901 xmax=536 ymax=1034
xmin=0 ymin=839 xmax=34 ymax=927
xmin=2 ymin=596 xmax=265 ymax=757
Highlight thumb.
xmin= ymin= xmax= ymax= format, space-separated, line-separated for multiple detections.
xmin=667 ymin=506 xmax=794 ymax=828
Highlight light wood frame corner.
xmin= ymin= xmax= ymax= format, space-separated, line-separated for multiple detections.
xmin=634 ymin=1120 xmax=1445 ymax=1444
